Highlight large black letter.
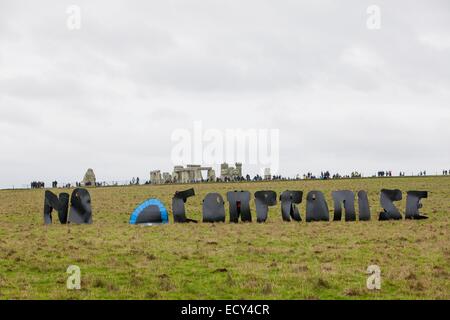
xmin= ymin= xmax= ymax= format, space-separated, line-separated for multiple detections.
xmin=357 ymin=190 xmax=371 ymax=221
xmin=202 ymin=193 xmax=226 ymax=223
xmin=68 ymin=188 xmax=93 ymax=224
xmin=44 ymin=191 xmax=69 ymax=224
xmin=332 ymin=190 xmax=356 ymax=221
xmin=280 ymin=191 xmax=302 ymax=222
xmin=226 ymin=191 xmax=252 ymax=223
xmin=379 ymin=189 xmax=402 ymax=220
xmin=306 ymin=191 xmax=329 ymax=222
xmin=254 ymin=190 xmax=277 ymax=223
xmin=172 ymin=188 xmax=197 ymax=223
xmin=405 ymin=191 xmax=428 ymax=220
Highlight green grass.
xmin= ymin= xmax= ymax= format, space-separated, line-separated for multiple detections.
xmin=0 ymin=176 xmax=449 ymax=299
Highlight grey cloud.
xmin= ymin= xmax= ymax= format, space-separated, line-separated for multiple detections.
xmin=0 ymin=0 xmax=449 ymax=187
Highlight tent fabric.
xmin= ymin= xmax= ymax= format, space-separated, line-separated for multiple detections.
xmin=129 ymin=198 xmax=168 ymax=225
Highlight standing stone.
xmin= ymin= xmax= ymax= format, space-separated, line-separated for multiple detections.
xmin=172 ymin=165 xmax=213 ymax=183
xmin=207 ymin=169 xmax=216 ymax=181
xmin=220 ymin=162 xmax=243 ymax=180
xmin=82 ymin=168 xmax=96 ymax=186
xmin=235 ymin=163 xmax=242 ymax=177
xmin=150 ymin=170 xmax=162 ymax=184
xmin=163 ymin=172 xmax=172 ymax=183
xmin=264 ymin=168 xmax=271 ymax=180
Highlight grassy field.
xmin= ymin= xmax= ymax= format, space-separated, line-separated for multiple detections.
xmin=0 ymin=176 xmax=449 ymax=300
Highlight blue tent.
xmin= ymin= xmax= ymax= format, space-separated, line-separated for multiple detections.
xmin=129 ymin=198 xmax=169 ymax=225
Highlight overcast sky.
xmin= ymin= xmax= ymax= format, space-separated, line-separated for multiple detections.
xmin=1 ymin=0 xmax=449 ymax=188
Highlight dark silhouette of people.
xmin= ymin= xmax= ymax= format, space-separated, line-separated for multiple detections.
xmin=31 ymin=181 xmax=45 ymax=189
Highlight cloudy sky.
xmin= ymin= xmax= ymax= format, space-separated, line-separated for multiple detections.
xmin=1 ymin=0 xmax=449 ymax=188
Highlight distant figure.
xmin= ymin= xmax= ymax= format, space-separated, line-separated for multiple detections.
xmin=31 ymin=181 xmax=45 ymax=189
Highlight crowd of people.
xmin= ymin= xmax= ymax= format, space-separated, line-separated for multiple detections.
xmin=31 ymin=181 xmax=112 ymax=189
xmin=130 ymin=177 xmax=140 ymax=185
xmin=303 ymin=172 xmax=317 ymax=179
xmin=30 ymin=181 xmax=45 ymax=189
xmin=271 ymin=175 xmax=285 ymax=180
xmin=377 ymin=171 xmax=392 ymax=177
xmin=29 ymin=168 xmax=450 ymax=190
xmin=302 ymin=171 xmax=362 ymax=180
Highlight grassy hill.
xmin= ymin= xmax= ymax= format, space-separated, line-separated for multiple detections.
xmin=0 ymin=176 xmax=449 ymax=299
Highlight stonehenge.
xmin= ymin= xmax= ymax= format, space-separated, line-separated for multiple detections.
xmin=150 ymin=165 xmax=216 ymax=184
